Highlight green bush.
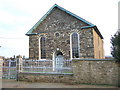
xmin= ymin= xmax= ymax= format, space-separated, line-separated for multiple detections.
xmin=111 ymin=31 xmax=120 ymax=62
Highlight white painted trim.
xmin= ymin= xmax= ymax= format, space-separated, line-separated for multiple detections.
xmin=52 ymin=51 xmax=55 ymax=71
xmin=78 ymin=33 xmax=80 ymax=58
xmin=70 ymin=33 xmax=73 ymax=60
xmin=39 ymin=37 xmax=41 ymax=60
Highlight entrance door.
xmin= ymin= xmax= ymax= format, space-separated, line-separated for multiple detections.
xmin=53 ymin=50 xmax=64 ymax=72
xmin=55 ymin=55 xmax=64 ymax=69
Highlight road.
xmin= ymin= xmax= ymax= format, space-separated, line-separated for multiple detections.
xmin=2 ymin=79 xmax=118 ymax=88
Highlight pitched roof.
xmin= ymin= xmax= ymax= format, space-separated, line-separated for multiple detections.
xmin=26 ymin=4 xmax=103 ymax=39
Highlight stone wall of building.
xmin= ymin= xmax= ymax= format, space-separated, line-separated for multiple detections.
xmin=92 ymin=28 xmax=105 ymax=59
xmin=29 ymin=35 xmax=39 ymax=59
xmin=80 ymin=28 xmax=94 ymax=58
xmin=29 ymin=7 xmax=95 ymax=59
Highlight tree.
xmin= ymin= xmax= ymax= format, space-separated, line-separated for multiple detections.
xmin=111 ymin=30 xmax=120 ymax=62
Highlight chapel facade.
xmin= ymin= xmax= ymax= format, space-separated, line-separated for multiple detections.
xmin=26 ymin=4 xmax=105 ymax=60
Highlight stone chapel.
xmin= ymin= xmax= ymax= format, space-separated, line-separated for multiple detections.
xmin=26 ymin=4 xmax=105 ymax=60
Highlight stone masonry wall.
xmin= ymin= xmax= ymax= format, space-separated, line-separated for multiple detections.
xmin=29 ymin=35 xmax=39 ymax=59
xmin=29 ymin=7 xmax=94 ymax=59
xmin=19 ymin=73 xmax=74 ymax=84
xmin=72 ymin=59 xmax=120 ymax=86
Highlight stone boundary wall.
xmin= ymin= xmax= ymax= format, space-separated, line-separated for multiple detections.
xmin=18 ymin=59 xmax=120 ymax=86
xmin=18 ymin=73 xmax=74 ymax=84
xmin=72 ymin=59 xmax=120 ymax=86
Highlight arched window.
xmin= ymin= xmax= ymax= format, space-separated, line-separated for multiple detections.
xmin=40 ymin=36 xmax=46 ymax=59
xmin=71 ymin=33 xmax=80 ymax=58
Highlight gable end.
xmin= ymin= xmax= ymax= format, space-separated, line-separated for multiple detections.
xmin=26 ymin=4 xmax=95 ymax=36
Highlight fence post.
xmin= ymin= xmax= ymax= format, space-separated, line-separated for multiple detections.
xmin=0 ymin=56 xmax=3 ymax=89
xmin=8 ymin=60 xmax=11 ymax=79
xmin=16 ymin=55 xmax=22 ymax=81
xmin=52 ymin=52 xmax=55 ymax=71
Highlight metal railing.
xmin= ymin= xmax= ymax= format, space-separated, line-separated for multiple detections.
xmin=2 ymin=60 xmax=17 ymax=79
xmin=2 ymin=59 xmax=73 ymax=79
xmin=22 ymin=59 xmax=73 ymax=74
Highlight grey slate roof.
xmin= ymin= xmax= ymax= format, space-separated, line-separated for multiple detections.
xmin=26 ymin=4 xmax=103 ymax=39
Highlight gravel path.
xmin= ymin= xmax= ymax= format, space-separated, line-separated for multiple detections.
xmin=2 ymin=79 xmax=118 ymax=88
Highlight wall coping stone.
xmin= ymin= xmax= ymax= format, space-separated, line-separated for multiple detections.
xmin=72 ymin=58 xmax=115 ymax=61
xmin=20 ymin=72 xmax=73 ymax=76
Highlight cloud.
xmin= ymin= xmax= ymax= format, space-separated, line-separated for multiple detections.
xmin=0 ymin=36 xmax=29 ymax=57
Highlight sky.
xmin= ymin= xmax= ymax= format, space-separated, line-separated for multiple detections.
xmin=0 ymin=0 xmax=119 ymax=58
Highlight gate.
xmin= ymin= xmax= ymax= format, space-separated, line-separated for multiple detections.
xmin=2 ymin=60 xmax=17 ymax=79
xmin=55 ymin=55 xmax=64 ymax=72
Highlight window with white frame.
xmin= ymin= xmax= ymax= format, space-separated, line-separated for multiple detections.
xmin=40 ymin=36 xmax=46 ymax=59
xmin=71 ymin=32 xmax=80 ymax=58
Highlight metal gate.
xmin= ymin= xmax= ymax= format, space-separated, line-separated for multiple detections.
xmin=55 ymin=55 xmax=64 ymax=68
xmin=55 ymin=55 xmax=64 ymax=72
xmin=2 ymin=60 xmax=17 ymax=79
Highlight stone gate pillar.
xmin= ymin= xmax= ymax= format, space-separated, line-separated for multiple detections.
xmin=16 ymin=55 xmax=23 ymax=81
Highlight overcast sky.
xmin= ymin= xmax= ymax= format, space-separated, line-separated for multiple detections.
xmin=0 ymin=0 xmax=119 ymax=58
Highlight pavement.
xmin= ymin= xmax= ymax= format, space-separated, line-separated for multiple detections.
xmin=2 ymin=79 xmax=118 ymax=88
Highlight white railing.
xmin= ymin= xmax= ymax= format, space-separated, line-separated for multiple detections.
xmin=2 ymin=60 xmax=17 ymax=79
xmin=2 ymin=59 xmax=73 ymax=79
xmin=22 ymin=59 xmax=73 ymax=74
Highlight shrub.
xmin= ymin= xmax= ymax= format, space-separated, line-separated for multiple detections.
xmin=111 ymin=30 xmax=120 ymax=62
